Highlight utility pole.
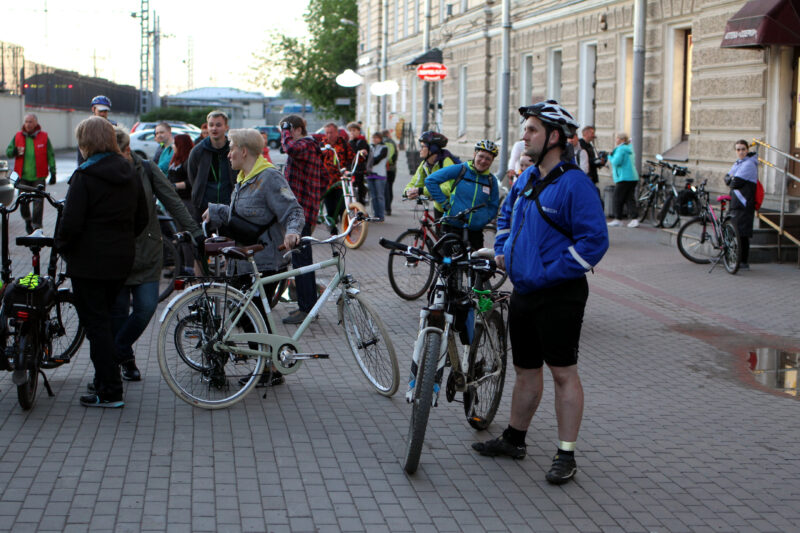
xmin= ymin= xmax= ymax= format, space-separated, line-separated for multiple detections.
xmin=187 ymin=37 xmax=194 ymax=90
xmin=632 ymin=0 xmax=646 ymax=173
xmin=153 ymin=13 xmax=161 ymax=108
xmin=422 ymin=0 xmax=431 ymax=131
xmin=138 ymin=0 xmax=151 ymax=115
xmin=498 ymin=0 xmax=511 ymax=180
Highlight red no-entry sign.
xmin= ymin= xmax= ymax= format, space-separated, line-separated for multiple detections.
xmin=416 ymin=62 xmax=448 ymax=81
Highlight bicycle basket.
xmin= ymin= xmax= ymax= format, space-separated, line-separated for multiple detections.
xmin=2 ymin=274 xmax=57 ymax=319
xmin=677 ymin=189 xmax=700 ymax=216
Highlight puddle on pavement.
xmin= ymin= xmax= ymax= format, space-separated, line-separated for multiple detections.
xmin=747 ymin=348 xmax=800 ymax=397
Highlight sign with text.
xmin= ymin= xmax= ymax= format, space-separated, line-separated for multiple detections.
xmin=416 ymin=62 xmax=448 ymax=81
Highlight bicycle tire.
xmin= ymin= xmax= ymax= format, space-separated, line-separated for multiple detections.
xmin=41 ymin=290 xmax=85 ymax=367
xmin=403 ymin=330 xmax=440 ymax=474
xmin=677 ymin=216 xmax=714 ymax=264
xmin=388 ymin=229 xmax=435 ymax=300
xmin=338 ymin=291 xmax=399 ymax=396
xmin=16 ymin=331 xmax=39 ymax=410
xmin=637 ymin=192 xmax=654 ymax=223
xmin=157 ymin=285 xmax=267 ymax=409
xmin=463 ymin=310 xmax=507 ymax=430
xmin=341 ymin=202 xmax=369 ymax=249
xmin=159 ymin=236 xmax=183 ymax=303
xmin=721 ymin=220 xmax=741 ymax=275
xmin=657 ymin=194 xmax=680 ymax=229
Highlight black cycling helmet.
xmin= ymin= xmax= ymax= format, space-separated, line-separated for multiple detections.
xmin=518 ymin=99 xmax=579 ymax=165
xmin=419 ymin=131 xmax=448 ymax=154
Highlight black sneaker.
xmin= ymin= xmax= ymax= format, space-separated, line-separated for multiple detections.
xmin=471 ymin=435 xmax=526 ymax=459
xmin=121 ymin=360 xmax=141 ymax=381
xmin=545 ymin=453 xmax=577 ymax=485
xmin=80 ymin=394 xmax=124 ymax=408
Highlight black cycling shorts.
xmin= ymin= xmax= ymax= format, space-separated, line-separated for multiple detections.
xmin=508 ymin=276 xmax=589 ymax=369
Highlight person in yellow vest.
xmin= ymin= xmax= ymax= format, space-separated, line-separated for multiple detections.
xmin=6 ymin=113 xmax=56 ymax=233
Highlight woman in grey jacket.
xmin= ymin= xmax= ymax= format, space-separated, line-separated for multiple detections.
xmin=203 ymin=128 xmax=305 ymax=385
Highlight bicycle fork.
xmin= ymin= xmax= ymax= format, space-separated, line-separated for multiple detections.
xmin=406 ymin=308 xmax=454 ymax=407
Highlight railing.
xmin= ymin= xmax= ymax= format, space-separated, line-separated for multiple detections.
xmin=751 ymin=139 xmax=800 ymax=266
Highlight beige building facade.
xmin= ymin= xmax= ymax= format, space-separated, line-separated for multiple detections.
xmin=355 ymin=0 xmax=799 ymax=199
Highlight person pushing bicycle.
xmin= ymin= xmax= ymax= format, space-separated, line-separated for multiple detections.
xmin=472 ymin=100 xmax=609 ymax=485
xmin=425 ymin=139 xmax=501 ymax=251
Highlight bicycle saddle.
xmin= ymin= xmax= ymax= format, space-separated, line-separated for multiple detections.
xmin=204 ymin=237 xmax=234 ymax=255
xmin=716 ymin=194 xmax=731 ymax=202
xmin=470 ymin=248 xmax=495 ymax=260
xmin=16 ymin=229 xmax=54 ymax=248
xmin=220 ymin=244 xmax=265 ymax=260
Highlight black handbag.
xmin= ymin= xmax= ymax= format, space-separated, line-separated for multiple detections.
xmin=218 ymin=211 xmax=277 ymax=245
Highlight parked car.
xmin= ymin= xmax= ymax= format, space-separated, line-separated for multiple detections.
xmin=130 ymin=121 xmax=201 ymax=134
xmin=254 ymin=126 xmax=281 ymax=149
xmin=129 ymin=129 xmax=201 ymax=160
xmin=0 ymin=160 xmax=14 ymax=206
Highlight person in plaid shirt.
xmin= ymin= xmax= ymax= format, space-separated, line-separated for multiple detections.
xmin=314 ymin=123 xmax=355 ymax=234
xmin=280 ymin=115 xmax=326 ymax=324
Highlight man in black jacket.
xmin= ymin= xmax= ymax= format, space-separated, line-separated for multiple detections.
xmin=578 ymin=126 xmax=605 ymax=185
xmin=187 ymin=110 xmax=234 ymax=223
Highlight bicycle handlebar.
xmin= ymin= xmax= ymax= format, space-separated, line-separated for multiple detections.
xmin=2 ymin=180 xmax=64 ymax=212
xmin=379 ymin=237 xmax=497 ymax=273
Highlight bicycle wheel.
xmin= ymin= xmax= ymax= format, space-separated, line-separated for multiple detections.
xmin=16 ymin=331 xmax=39 ymax=410
xmin=157 ymin=285 xmax=267 ymax=409
xmin=658 ymin=194 xmax=680 ymax=229
xmin=677 ymin=216 xmax=714 ymax=264
xmin=41 ymin=290 xmax=85 ymax=368
xmin=463 ymin=310 xmax=507 ymax=430
xmin=637 ymin=192 xmax=654 ymax=223
xmin=338 ymin=291 xmax=399 ymax=396
xmin=159 ymin=237 xmax=183 ymax=303
xmin=340 ymin=202 xmax=369 ymax=249
xmin=403 ymin=330 xmax=440 ymax=474
xmin=721 ymin=220 xmax=741 ymax=275
xmin=388 ymin=229 xmax=435 ymax=300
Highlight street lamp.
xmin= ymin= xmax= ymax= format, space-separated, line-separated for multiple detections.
xmin=336 ymin=69 xmax=363 ymax=88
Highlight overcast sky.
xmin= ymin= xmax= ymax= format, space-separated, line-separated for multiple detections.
xmin=5 ymin=0 xmax=310 ymax=95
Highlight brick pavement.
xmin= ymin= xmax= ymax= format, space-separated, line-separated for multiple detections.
xmin=0 ymin=156 xmax=798 ymax=532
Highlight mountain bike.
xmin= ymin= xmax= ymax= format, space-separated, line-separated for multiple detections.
xmin=387 ymin=196 xmax=507 ymax=300
xmin=655 ymin=155 xmax=694 ymax=229
xmin=635 ymin=160 xmax=670 ymax=224
xmin=157 ymin=212 xmax=399 ymax=409
xmin=0 ymin=183 xmax=86 ymax=410
xmin=379 ymin=205 xmax=508 ymax=474
xmin=676 ymin=180 xmax=741 ymax=274
xmin=318 ymin=147 xmax=369 ymax=249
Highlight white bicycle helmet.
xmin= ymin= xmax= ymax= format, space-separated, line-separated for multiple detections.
xmin=518 ymin=100 xmax=579 ymax=139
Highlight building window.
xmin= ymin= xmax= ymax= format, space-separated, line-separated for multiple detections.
xmin=621 ymin=36 xmax=633 ymax=134
xmin=520 ymin=54 xmax=533 ymax=107
xmin=458 ymin=65 xmax=468 ymax=136
xmin=461 ymin=0 xmax=468 ymax=12
xmin=682 ymin=30 xmax=693 ymax=139
xmin=404 ymin=0 xmax=409 ymax=38
xmin=394 ymin=1 xmax=399 ymax=42
xmin=578 ymin=42 xmax=597 ymax=128
xmin=414 ymin=0 xmax=420 ymax=34
xmin=547 ymin=49 xmax=562 ymax=102
xmin=367 ymin=3 xmax=372 ymax=50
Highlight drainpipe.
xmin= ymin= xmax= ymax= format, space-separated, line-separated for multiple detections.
xmin=422 ymin=0 xmax=431 ymax=131
xmin=498 ymin=0 xmax=511 ymax=180
xmin=381 ymin=0 xmax=388 ymax=130
xmin=631 ymin=0 xmax=646 ymax=173
xmin=483 ymin=3 xmax=492 ymax=141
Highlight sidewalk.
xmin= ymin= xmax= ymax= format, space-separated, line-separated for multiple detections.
xmin=0 ymin=175 xmax=798 ymax=533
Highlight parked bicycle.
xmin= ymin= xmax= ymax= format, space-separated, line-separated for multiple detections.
xmin=0 ymin=182 xmax=86 ymax=410
xmin=387 ymin=196 xmax=506 ymax=300
xmin=380 ymin=204 xmax=509 ymax=474
xmin=655 ymin=155 xmax=696 ymax=228
xmin=157 ymin=212 xmax=399 ymax=409
xmin=318 ymin=147 xmax=369 ymax=249
xmin=635 ymin=160 xmax=671 ymax=224
xmin=676 ymin=179 xmax=741 ymax=274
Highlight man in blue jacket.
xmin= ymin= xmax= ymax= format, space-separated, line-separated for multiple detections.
xmin=425 ymin=139 xmax=500 ymax=250
xmin=472 ymin=100 xmax=609 ymax=485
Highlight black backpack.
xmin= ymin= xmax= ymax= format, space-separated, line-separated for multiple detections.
xmin=677 ymin=189 xmax=700 ymax=216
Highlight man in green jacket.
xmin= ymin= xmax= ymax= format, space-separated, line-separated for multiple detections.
xmin=6 ymin=114 xmax=56 ymax=233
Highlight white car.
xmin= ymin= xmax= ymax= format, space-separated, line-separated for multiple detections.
xmin=129 ymin=128 xmax=200 ymax=160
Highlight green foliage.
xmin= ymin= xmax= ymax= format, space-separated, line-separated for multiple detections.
xmin=253 ymin=0 xmax=358 ymax=121
xmin=139 ymin=106 xmax=215 ymax=127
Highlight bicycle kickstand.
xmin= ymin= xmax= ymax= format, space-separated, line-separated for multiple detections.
xmin=39 ymin=369 xmax=55 ymax=397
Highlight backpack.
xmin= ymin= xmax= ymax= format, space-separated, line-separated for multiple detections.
xmin=677 ymin=188 xmax=700 ymax=216
xmin=755 ymin=179 xmax=765 ymax=211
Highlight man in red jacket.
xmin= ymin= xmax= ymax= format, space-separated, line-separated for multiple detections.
xmin=5 ymin=113 xmax=56 ymax=233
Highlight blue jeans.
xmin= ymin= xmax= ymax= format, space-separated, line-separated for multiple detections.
xmin=111 ymin=281 xmax=159 ymax=362
xmin=367 ymin=175 xmax=386 ymax=220
xmin=292 ymin=222 xmax=318 ymax=313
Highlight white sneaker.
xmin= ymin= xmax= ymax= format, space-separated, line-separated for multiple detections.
xmin=607 ymin=219 xmax=622 ymax=227
xmin=627 ymin=219 xmax=640 ymax=228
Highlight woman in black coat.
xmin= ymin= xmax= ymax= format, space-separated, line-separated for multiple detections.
xmin=56 ymin=117 xmax=148 ymax=407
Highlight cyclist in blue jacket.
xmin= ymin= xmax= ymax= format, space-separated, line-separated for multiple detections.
xmin=425 ymin=139 xmax=500 ymax=250
xmin=472 ymin=100 xmax=609 ymax=485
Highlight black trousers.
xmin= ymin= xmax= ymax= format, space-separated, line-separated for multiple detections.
xmin=71 ymin=277 xmax=125 ymax=399
xmin=613 ymin=181 xmax=638 ymax=220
